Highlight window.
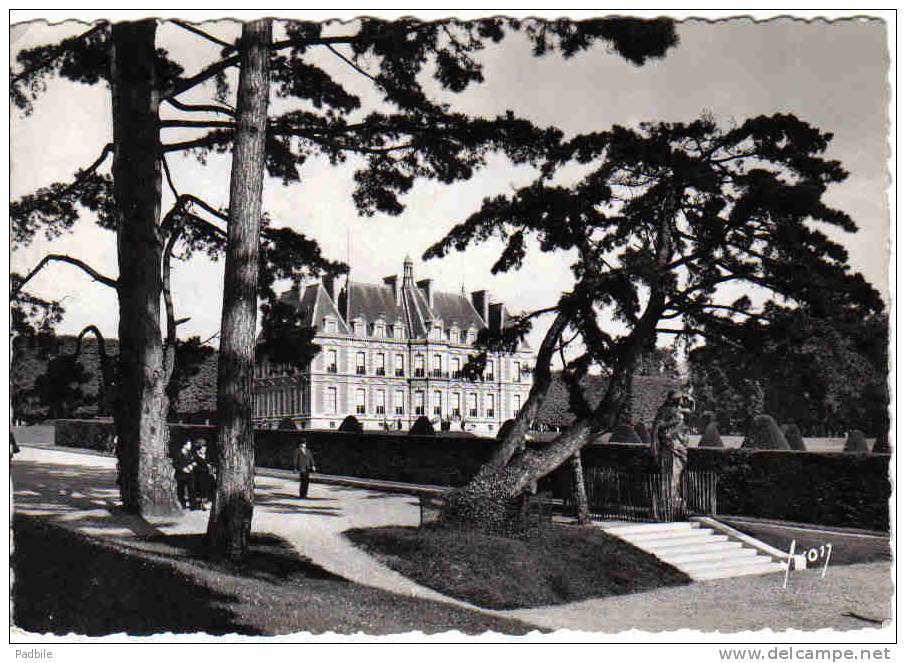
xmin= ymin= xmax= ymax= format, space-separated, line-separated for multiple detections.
xmin=376 ymin=390 xmax=386 ymax=415
xmin=325 ymin=318 xmax=338 ymax=333
xmin=375 ymin=353 xmax=386 ymax=376
xmin=451 ymin=357 xmax=461 ymax=378
xmin=433 ymin=390 xmax=442 ymax=416
xmin=485 ymin=359 xmax=495 ymax=381
xmin=353 ymin=320 xmax=364 ymax=336
xmin=394 ymin=390 xmax=405 ymax=415
xmin=432 ymin=354 xmax=442 ymax=377
xmin=356 ymin=351 xmax=366 ymax=375
xmin=374 ymin=322 xmax=385 ymax=338
xmin=513 ymin=394 xmax=522 ymax=418
xmin=468 ymin=393 xmax=478 ymax=418
xmin=486 ymin=393 xmax=495 ymax=418
xmin=451 ymin=393 xmax=461 ymax=417
xmin=393 ymin=323 xmax=403 ymax=339
xmin=414 ymin=354 xmax=425 ymax=377
xmin=431 ymin=326 xmax=442 ymax=340
xmin=414 ymin=390 xmax=425 ymax=416
xmin=513 ymin=361 xmax=521 ymax=382
xmin=326 ymin=387 xmax=338 ymax=414
xmin=326 ymin=349 xmax=337 ymax=373
xmin=356 ymin=388 xmax=366 ymax=415
xmin=395 ymin=354 xmax=405 ymax=377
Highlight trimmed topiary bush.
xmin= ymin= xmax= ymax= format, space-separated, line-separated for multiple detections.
xmin=409 ymin=416 xmax=436 ymax=436
xmin=338 ymin=415 xmax=363 ymax=433
xmin=697 ymin=411 xmax=717 ymax=434
xmin=633 ymin=421 xmax=651 ymax=446
xmin=873 ymin=430 xmax=891 ymax=454
xmin=609 ymin=423 xmax=643 ymax=445
xmin=783 ymin=423 xmax=807 ymax=451
xmin=278 ymin=417 xmax=299 ymax=430
xmin=742 ymin=414 xmax=790 ymax=450
xmin=844 ymin=429 xmax=869 ymax=453
xmin=698 ymin=421 xmax=723 ymax=448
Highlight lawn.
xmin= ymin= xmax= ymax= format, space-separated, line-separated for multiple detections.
xmin=12 ymin=515 xmax=539 ymax=636
xmin=721 ymin=518 xmax=892 ymax=566
xmin=345 ymin=522 xmax=691 ymax=610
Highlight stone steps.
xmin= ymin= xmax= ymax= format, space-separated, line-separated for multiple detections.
xmin=599 ymin=520 xmax=788 ymax=581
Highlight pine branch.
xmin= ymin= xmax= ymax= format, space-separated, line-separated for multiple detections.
xmin=45 ymin=143 xmax=114 ymax=199
xmin=14 ymin=254 xmax=118 ymax=296
xmin=10 ymin=22 xmax=108 ymax=85
xmin=161 ymin=54 xmax=240 ymax=102
xmin=183 ymin=195 xmax=229 ymax=223
xmin=160 ymin=119 xmax=235 ymax=130
xmin=270 ymin=35 xmax=357 ymax=51
xmin=161 ymin=132 xmax=232 ymax=153
xmin=171 ymin=19 xmax=234 ymax=50
xmin=163 ymin=97 xmax=235 ymax=117
xmin=324 ymin=43 xmax=383 ymax=89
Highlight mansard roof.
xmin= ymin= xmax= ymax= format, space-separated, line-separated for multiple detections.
xmin=343 ymin=279 xmax=485 ymax=339
xmin=295 ymin=283 xmax=349 ymax=334
xmin=277 ymin=259 xmax=528 ymax=349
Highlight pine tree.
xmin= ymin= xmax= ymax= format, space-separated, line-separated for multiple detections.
xmin=11 ymin=17 xmax=677 ymax=515
xmin=427 ymin=113 xmax=883 ymax=526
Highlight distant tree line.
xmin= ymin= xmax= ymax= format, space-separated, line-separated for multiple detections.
xmin=688 ymin=303 xmax=888 ymax=437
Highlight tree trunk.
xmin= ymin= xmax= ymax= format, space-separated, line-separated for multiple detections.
xmin=444 ymin=366 xmax=635 ymax=531
xmin=570 ymin=452 xmax=590 ymax=525
xmin=110 ymin=20 xmax=180 ymax=516
xmin=206 ymin=19 xmax=272 ymax=560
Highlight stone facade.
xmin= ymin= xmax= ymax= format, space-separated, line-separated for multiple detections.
xmin=252 ymin=257 xmax=534 ymax=435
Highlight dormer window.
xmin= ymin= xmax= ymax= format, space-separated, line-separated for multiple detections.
xmin=430 ymin=325 xmax=442 ymax=341
xmin=466 ymin=326 xmax=477 ymax=344
xmin=324 ymin=317 xmax=338 ymax=333
xmin=374 ymin=321 xmax=386 ymax=338
xmin=393 ymin=323 xmax=404 ymax=339
xmin=352 ymin=318 xmax=365 ymax=336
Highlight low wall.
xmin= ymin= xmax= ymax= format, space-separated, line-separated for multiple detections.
xmin=52 ymin=420 xmax=890 ymax=530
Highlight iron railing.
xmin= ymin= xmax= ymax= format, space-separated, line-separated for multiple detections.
xmin=569 ymin=467 xmax=719 ymax=523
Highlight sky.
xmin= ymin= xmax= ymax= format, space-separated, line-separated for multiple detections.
xmin=9 ymin=15 xmax=891 ymax=354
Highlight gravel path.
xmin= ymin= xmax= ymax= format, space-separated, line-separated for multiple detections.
xmin=12 ymin=445 xmax=892 ymax=634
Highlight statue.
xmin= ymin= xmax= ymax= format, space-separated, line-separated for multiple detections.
xmin=650 ymin=388 xmax=695 ymax=520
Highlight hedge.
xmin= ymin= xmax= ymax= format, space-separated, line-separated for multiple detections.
xmin=54 ymin=419 xmax=217 ymax=459
xmin=53 ymin=419 xmax=891 ymax=531
xmin=544 ymin=443 xmax=891 ymax=532
xmin=54 ymin=419 xmax=495 ymax=487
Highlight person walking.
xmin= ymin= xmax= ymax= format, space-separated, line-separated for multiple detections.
xmin=293 ymin=439 xmax=317 ymax=498
xmin=176 ymin=439 xmax=198 ymax=509
xmin=191 ymin=439 xmax=213 ymax=510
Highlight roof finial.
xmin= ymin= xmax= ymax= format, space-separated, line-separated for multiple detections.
xmin=403 ymin=254 xmax=414 ymax=286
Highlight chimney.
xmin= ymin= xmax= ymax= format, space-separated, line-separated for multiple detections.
xmin=488 ymin=302 xmax=506 ymax=332
xmin=322 ymin=274 xmax=337 ymax=302
xmin=284 ymin=281 xmax=301 ymax=303
xmin=471 ymin=290 xmax=489 ymax=323
xmin=383 ymin=275 xmax=401 ymax=304
xmin=417 ymin=278 xmax=434 ymax=309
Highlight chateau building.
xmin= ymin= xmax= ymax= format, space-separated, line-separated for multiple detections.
xmin=252 ymin=257 xmax=534 ymax=434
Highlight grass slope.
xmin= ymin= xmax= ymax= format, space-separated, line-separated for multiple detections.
xmin=13 ymin=516 xmax=538 ymax=636
xmin=346 ymin=523 xmax=691 ymax=610
xmin=722 ymin=519 xmax=892 ymax=566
